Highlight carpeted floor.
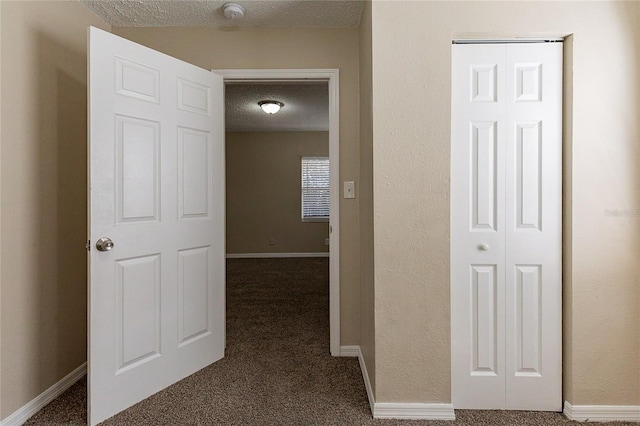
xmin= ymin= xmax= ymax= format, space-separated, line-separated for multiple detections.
xmin=25 ymin=258 xmax=634 ymax=425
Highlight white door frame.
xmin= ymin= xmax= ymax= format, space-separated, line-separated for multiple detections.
xmin=213 ymin=69 xmax=340 ymax=357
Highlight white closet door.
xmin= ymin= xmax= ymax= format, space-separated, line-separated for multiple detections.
xmin=451 ymin=42 xmax=562 ymax=411
xmin=451 ymin=44 xmax=507 ymax=409
xmin=504 ymin=43 xmax=562 ymax=411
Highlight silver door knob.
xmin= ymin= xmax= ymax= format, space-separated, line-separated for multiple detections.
xmin=479 ymin=244 xmax=490 ymax=251
xmin=96 ymin=237 xmax=114 ymax=252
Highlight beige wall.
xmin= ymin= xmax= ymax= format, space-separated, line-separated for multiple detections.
xmin=358 ymin=0 xmax=375 ymax=395
xmin=0 ymin=0 xmax=109 ymax=420
xmin=371 ymin=1 xmax=640 ymax=405
xmin=226 ymin=131 xmax=329 ymax=254
xmin=114 ymin=26 xmax=361 ymax=345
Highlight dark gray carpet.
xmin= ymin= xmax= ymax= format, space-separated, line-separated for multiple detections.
xmin=25 ymin=258 xmax=634 ymax=425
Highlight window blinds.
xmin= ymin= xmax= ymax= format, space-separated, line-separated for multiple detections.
xmin=301 ymin=157 xmax=330 ymax=220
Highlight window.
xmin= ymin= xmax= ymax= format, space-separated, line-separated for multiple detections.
xmin=301 ymin=157 xmax=330 ymax=222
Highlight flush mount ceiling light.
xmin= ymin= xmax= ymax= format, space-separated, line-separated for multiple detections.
xmin=258 ymin=100 xmax=284 ymax=114
xmin=223 ymin=3 xmax=245 ymax=20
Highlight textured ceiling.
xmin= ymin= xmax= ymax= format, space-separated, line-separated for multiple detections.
xmin=225 ymin=83 xmax=328 ymax=132
xmin=81 ymin=0 xmax=364 ymax=27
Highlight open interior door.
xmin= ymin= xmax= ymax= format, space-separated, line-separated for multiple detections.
xmin=88 ymin=26 xmax=225 ymax=425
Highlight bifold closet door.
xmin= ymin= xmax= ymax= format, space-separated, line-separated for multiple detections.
xmin=451 ymin=42 xmax=562 ymax=411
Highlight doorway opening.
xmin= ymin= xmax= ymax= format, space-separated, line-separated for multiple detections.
xmin=216 ymin=69 xmax=340 ymax=356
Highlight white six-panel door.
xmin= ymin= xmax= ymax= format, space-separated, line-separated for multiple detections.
xmin=451 ymin=42 xmax=562 ymax=411
xmin=88 ymin=27 xmax=225 ymax=425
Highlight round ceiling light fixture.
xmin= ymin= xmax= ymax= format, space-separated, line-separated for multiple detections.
xmin=258 ymin=100 xmax=284 ymax=114
xmin=223 ymin=3 xmax=245 ymax=20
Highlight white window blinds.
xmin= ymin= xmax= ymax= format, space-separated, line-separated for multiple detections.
xmin=301 ymin=157 xmax=330 ymax=221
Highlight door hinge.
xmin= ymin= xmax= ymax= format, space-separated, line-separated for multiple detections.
xmin=86 ymin=240 xmax=91 ymax=251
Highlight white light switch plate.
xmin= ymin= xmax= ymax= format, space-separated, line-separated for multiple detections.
xmin=344 ymin=181 xmax=355 ymax=199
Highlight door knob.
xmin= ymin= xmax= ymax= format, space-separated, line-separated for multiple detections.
xmin=96 ymin=237 xmax=114 ymax=252
xmin=479 ymin=244 xmax=490 ymax=251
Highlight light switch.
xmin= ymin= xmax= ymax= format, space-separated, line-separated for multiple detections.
xmin=344 ymin=181 xmax=356 ymax=199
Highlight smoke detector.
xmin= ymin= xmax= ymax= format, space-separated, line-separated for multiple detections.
xmin=223 ymin=3 xmax=245 ymax=20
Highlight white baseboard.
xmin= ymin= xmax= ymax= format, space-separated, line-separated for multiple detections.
xmin=226 ymin=252 xmax=329 ymax=259
xmin=339 ymin=345 xmax=360 ymax=357
xmin=564 ymin=401 xmax=640 ymax=422
xmin=374 ymin=402 xmax=456 ymax=420
xmin=356 ymin=346 xmax=375 ymax=415
xmin=350 ymin=345 xmax=455 ymax=421
xmin=1 ymin=362 xmax=86 ymax=426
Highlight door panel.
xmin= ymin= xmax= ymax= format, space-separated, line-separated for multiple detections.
xmin=470 ymin=264 xmax=498 ymax=375
xmin=451 ymin=42 xmax=562 ymax=411
xmin=116 ymin=115 xmax=161 ymax=223
xmin=178 ymin=127 xmax=212 ymax=219
xmin=471 ymin=121 xmax=498 ymax=231
xmin=513 ymin=265 xmax=541 ymax=376
xmin=88 ymin=27 xmax=225 ymax=425
xmin=505 ymin=43 xmax=562 ymax=411
xmin=451 ymin=44 xmax=506 ymax=409
xmin=515 ymin=121 xmax=542 ymax=230
xmin=116 ymin=255 xmax=161 ymax=372
xmin=178 ymin=246 xmax=212 ymax=345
